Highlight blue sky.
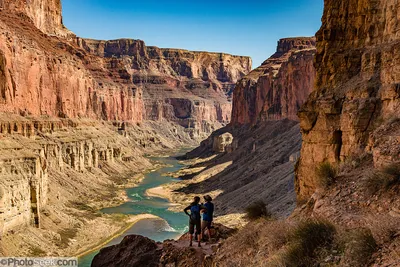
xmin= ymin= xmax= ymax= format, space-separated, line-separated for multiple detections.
xmin=62 ymin=0 xmax=323 ymax=68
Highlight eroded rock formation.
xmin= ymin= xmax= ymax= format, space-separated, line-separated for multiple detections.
xmin=0 ymin=0 xmax=72 ymax=37
xmin=231 ymin=37 xmax=316 ymax=125
xmin=296 ymin=0 xmax=400 ymax=199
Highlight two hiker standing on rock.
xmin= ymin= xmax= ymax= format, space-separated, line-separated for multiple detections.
xmin=184 ymin=195 xmax=214 ymax=247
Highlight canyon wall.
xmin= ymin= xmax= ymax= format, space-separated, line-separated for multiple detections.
xmin=296 ymin=0 xmax=400 ymax=199
xmin=231 ymin=37 xmax=316 ymax=125
xmin=78 ymin=38 xmax=251 ymax=135
xmin=0 ymin=12 xmax=143 ymax=122
xmin=0 ymin=0 xmax=71 ymax=37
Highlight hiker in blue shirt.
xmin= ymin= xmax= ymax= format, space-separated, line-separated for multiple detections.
xmin=201 ymin=195 xmax=214 ymax=241
xmin=184 ymin=196 xmax=207 ymax=247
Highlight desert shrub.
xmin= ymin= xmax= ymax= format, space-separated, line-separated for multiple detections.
xmin=315 ymin=162 xmax=337 ymax=189
xmin=365 ymin=163 xmax=400 ymax=195
xmin=29 ymin=246 xmax=46 ymax=256
xmin=58 ymin=228 xmax=78 ymax=248
xmin=280 ymin=219 xmax=337 ymax=267
xmin=339 ymin=228 xmax=377 ymax=267
xmin=245 ymin=200 xmax=272 ymax=221
xmin=258 ymin=220 xmax=292 ymax=255
xmin=382 ymin=163 xmax=400 ymax=188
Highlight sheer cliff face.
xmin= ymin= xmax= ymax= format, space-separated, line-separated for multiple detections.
xmin=78 ymin=38 xmax=252 ymax=134
xmin=0 ymin=13 xmax=143 ymax=122
xmin=0 ymin=0 xmax=71 ymax=37
xmin=231 ymin=38 xmax=316 ymax=125
xmin=296 ymin=0 xmax=400 ymax=199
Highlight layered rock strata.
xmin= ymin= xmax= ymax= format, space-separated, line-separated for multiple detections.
xmin=296 ymin=0 xmax=400 ymax=199
xmin=78 ymin=38 xmax=251 ymax=135
xmin=0 ymin=12 xmax=144 ymax=123
xmin=231 ymin=37 xmax=316 ymax=125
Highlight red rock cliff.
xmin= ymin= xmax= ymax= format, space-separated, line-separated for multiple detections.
xmin=78 ymin=38 xmax=251 ymax=135
xmin=0 ymin=0 xmax=71 ymax=37
xmin=231 ymin=37 xmax=316 ymax=125
xmin=0 ymin=12 xmax=143 ymax=122
xmin=296 ymin=0 xmax=400 ymax=199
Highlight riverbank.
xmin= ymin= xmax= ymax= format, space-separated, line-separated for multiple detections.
xmin=78 ymin=152 xmax=194 ymax=267
xmin=145 ymin=157 xmax=248 ymax=228
xmin=75 ymin=213 xmax=160 ymax=258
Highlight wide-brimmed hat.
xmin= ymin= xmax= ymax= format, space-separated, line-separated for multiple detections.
xmin=204 ymin=195 xmax=212 ymax=201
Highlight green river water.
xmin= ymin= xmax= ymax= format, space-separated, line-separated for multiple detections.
xmin=78 ymin=153 xmax=190 ymax=267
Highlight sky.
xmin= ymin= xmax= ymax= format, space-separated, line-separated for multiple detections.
xmin=62 ymin=0 xmax=324 ymax=68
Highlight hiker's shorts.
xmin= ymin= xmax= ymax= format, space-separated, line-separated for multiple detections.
xmin=201 ymin=220 xmax=212 ymax=231
xmin=189 ymin=220 xmax=201 ymax=235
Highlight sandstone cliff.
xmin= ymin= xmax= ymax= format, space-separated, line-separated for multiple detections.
xmin=0 ymin=0 xmax=72 ymax=37
xmin=296 ymin=0 xmax=400 ymax=199
xmin=0 ymin=12 xmax=144 ymax=123
xmin=231 ymin=37 xmax=316 ymax=125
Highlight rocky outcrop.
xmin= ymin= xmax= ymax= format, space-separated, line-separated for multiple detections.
xmin=231 ymin=37 xmax=316 ymax=125
xmin=91 ymin=235 xmax=162 ymax=267
xmin=296 ymin=0 xmax=400 ymax=199
xmin=78 ymin=38 xmax=251 ymax=135
xmin=91 ymin=224 xmax=235 ymax=267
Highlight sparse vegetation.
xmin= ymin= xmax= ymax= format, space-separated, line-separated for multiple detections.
xmin=58 ymin=228 xmax=78 ymax=248
xmin=245 ymin=200 xmax=272 ymax=221
xmin=315 ymin=162 xmax=337 ymax=189
xmin=29 ymin=246 xmax=46 ymax=256
xmin=365 ymin=163 xmax=400 ymax=195
xmin=70 ymin=201 xmax=96 ymax=212
xmin=213 ymin=219 xmax=291 ymax=266
xmin=279 ymin=219 xmax=336 ymax=266
xmin=339 ymin=228 xmax=377 ymax=267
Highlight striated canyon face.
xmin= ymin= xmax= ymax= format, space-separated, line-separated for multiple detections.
xmin=296 ymin=0 xmax=400 ymax=199
xmin=231 ymin=37 xmax=316 ymax=125
xmin=0 ymin=12 xmax=144 ymax=122
xmin=0 ymin=0 xmax=71 ymax=37
xmin=77 ymin=38 xmax=251 ymax=135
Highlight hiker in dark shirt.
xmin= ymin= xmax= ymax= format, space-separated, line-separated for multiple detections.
xmin=184 ymin=196 xmax=206 ymax=247
xmin=201 ymin=195 xmax=214 ymax=241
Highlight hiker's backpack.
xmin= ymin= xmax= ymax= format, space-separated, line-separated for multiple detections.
xmin=190 ymin=204 xmax=201 ymax=222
